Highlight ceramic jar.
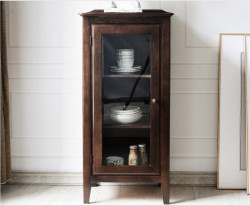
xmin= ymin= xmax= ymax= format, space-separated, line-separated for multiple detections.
xmin=138 ymin=144 xmax=147 ymax=165
xmin=128 ymin=145 xmax=138 ymax=165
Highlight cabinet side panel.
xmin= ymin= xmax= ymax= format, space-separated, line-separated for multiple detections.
xmin=83 ymin=17 xmax=91 ymax=203
xmin=160 ymin=18 xmax=171 ymax=204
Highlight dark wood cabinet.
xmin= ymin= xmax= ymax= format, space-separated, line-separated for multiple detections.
xmin=80 ymin=10 xmax=173 ymax=204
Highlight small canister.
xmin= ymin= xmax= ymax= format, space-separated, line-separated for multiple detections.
xmin=128 ymin=145 xmax=138 ymax=166
xmin=138 ymin=144 xmax=147 ymax=165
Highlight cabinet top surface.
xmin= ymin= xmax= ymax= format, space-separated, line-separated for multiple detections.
xmin=79 ymin=9 xmax=174 ymax=17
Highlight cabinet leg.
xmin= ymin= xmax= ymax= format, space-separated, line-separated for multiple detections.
xmin=161 ymin=181 xmax=169 ymax=204
xmin=83 ymin=183 xmax=91 ymax=204
xmin=91 ymin=182 xmax=98 ymax=187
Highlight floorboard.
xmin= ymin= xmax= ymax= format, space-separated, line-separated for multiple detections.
xmin=1 ymin=185 xmax=250 ymax=205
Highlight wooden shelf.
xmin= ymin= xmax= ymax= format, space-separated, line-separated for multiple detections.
xmin=102 ymin=164 xmax=150 ymax=167
xmin=103 ymin=126 xmax=150 ymax=138
xmin=103 ymin=123 xmax=150 ymax=129
xmin=103 ymin=74 xmax=151 ymax=78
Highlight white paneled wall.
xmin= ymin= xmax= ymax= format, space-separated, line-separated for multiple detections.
xmin=8 ymin=1 xmax=250 ymax=172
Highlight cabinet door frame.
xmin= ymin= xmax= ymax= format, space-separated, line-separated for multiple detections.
xmin=92 ymin=24 xmax=160 ymax=175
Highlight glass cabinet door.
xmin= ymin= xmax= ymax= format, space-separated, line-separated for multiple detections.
xmin=92 ymin=25 xmax=160 ymax=175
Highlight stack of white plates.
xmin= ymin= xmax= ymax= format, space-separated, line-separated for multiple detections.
xmin=110 ymin=65 xmax=141 ymax=74
xmin=110 ymin=106 xmax=142 ymax=124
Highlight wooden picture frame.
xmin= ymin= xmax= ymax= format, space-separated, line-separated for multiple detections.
xmin=217 ymin=33 xmax=246 ymax=189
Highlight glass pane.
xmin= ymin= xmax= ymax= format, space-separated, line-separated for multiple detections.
xmin=102 ymin=34 xmax=151 ymax=166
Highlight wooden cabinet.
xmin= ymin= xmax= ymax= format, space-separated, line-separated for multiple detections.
xmin=80 ymin=10 xmax=173 ymax=204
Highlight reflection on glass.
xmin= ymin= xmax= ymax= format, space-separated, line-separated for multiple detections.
xmin=102 ymin=34 xmax=151 ymax=166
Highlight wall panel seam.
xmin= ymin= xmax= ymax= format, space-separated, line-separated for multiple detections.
xmin=8 ymin=62 xmax=218 ymax=65
xmin=10 ymin=91 xmax=218 ymax=94
xmin=11 ymin=135 xmax=217 ymax=140
xmin=11 ymin=154 xmax=217 ymax=159
xmin=9 ymin=77 xmax=218 ymax=80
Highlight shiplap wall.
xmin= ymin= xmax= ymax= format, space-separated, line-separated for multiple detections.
xmin=8 ymin=1 xmax=250 ymax=172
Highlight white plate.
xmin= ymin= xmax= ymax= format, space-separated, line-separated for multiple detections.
xmin=110 ymin=106 xmax=143 ymax=124
xmin=111 ymin=65 xmax=141 ymax=70
xmin=110 ymin=65 xmax=141 ymax=73
xmin=110 ymin=112 xmax=142 ymax=124
xmin=110 ymin=106 xmax=141 ymax=114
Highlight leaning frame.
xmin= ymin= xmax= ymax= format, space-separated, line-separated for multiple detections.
xmin=217 ymin=33 xmax=247 ymax=190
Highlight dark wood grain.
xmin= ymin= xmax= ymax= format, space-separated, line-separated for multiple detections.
xmin=160 ymin=17 xmax=171 ymax=205
xmin=80 ymin=9 xmax=173 ymax=17
xmin=81 ymin=10 xmax=173 ymax=204
xmin=91 ymin=17 xmax=165 ymax=24
xmin=93 ymin=165 xmax=159 ymax=175
xmin=91 ymin=24 xmax=104 ymax=179
xmin=92 ymin=175 xmax=161 ymax=183
xmin=82 ymin=17 xmax=91 ymax=204
xmin=150 ymin=23 xmax=160 ymax=178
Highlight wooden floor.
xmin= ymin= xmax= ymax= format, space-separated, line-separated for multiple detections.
xmin=1 ymin=185 xmax=250 ymax=205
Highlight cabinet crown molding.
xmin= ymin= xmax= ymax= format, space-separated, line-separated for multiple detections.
xmin=79 ymin=9 xmax=174 ymax=17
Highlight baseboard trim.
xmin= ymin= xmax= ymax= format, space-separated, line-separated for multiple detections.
xmin=170 ymin=172 xmax=216 ymax=186
xmin=8 ymin=171 xmax=216 ymax=186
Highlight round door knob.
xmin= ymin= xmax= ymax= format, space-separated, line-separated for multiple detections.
xmin=152 ymin=98 xmax=157 ymax=104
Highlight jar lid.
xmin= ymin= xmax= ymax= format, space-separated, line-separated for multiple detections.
xmin=130 ymin=145 xmax=138 ymax=149
xmin=138 ymin=144 xmax=146 ymax=148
